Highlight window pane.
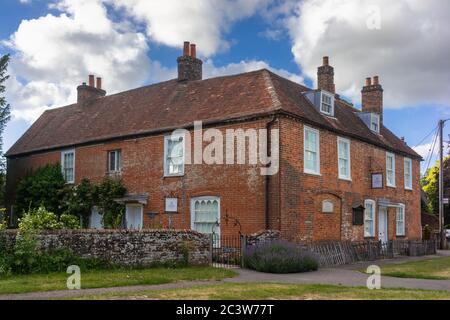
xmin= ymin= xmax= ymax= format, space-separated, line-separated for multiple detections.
xmin=109 ymin=151 xmax=116 ymax=171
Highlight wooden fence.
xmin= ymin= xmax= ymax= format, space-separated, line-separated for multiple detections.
xmin=244 ymin=239 xmax=437 ymax=267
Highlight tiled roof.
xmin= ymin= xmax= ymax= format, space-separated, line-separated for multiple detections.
xmin=6 ymin=69 xmax=420 ymax=159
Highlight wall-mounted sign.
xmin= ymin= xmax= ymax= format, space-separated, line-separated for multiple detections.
xmin=165 ymin=198 xmax=178 ymax=213
xmin=352 ymin=206 xmax=365 ymax=225
xmin=371 ymin=173 xmax=383 ymax=189
xmin=322 ymin=200 xmax=334 ymax=213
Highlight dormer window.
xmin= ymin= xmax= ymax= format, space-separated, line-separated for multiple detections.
xmin=370 ymin=113 xmax=380 ymax=133
xmin=321 ymin=92 xmax=334 ymax=115
xmin=304 ymin=90 xmax=335 ymax=117
xmin=357 ymin=112 xmax=381 ymax=134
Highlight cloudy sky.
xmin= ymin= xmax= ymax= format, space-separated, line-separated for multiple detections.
xmin=1 ymin=0 xmax=449 ymax=173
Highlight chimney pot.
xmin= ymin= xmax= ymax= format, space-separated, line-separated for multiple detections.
xmin=183 ymin=41 xmax=190 ymax=56
xmin=365 ymin=77 xmax=372 ymax=86
xmin=96 ymin=77 xmax=102 ymax=90
xmin=88 ymin=75 xmax=95 ymax=87
xmin=373 ymin=76 xmax=379 ymax=85
xmin=190 ymin=44 xmax=197 ymax=58
xmin=323 ymin=56 xmax=329 ymax=66
xmin=177 ymin=41 xmax=202 ymax=81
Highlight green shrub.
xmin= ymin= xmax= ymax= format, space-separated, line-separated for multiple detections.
xmin=62 ymin=178 xmax=96 ymax=228
xmin=96 ymin=177 xmax=126 ymax=228
xmin=59 ymin=213 xmax=81 ymax=229
xmin=18 ymin=206 xmax=81 ymax=232
xmin=244 ymin=241 xmax=319 ymax=274
xmin=15 ymin=164 xmax=67 ymax=217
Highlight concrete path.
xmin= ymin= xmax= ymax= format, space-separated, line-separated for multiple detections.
xmin=2 ymin=251 xmax=450 ymax=300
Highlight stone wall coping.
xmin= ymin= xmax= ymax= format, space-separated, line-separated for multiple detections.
xmin=3 ymin=228 xmax=208 ymax=237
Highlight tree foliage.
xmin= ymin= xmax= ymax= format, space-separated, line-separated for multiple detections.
xmin=95 ymin=177 xmax=126 ymax=228
xmin=421 ymin=156 xmax=450 ymax=223
xmin=0 ymin=54 xmax=12 ymax=205
xmin=15 ymin=164 xmax=67 ymax=217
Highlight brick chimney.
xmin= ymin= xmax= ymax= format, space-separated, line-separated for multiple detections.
xmin=362 ymin=75 xmax=383 ymax=123
xmin=177 ymin=41 xmax=202 ymax=82
xmin=317 ymin=56 xmax=335 ymax=93
xmin=77 ymin=75 xmax=106 ymax=104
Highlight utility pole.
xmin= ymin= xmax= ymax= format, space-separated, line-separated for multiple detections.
xmin=439 ymin=119 xmax=447 ymax=249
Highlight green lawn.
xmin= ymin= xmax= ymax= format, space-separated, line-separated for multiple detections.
xmin=73 ymin=283 xmax=450 ymax=300
xmin=0 ymin=267 xmax=237 ymax=295
xmin=380 ymin=257 xmax=450 ymax=280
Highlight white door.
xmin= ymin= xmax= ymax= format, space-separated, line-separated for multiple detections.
xmin=126 ymin=204 xmax=143 ymax=230
xmin=89 ymin=206 xmax=103 ymax=229
xmin=378 ymin=207 xmax=388 ymax=243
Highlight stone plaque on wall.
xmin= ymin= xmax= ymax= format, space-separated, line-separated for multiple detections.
xmin=322 ymin=200 xmax=334 ymax=213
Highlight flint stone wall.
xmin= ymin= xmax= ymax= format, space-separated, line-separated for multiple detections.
xmin=1 ymin=229 xmax=211 ymax=266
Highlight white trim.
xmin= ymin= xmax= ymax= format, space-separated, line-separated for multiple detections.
xmin=364 ymin=199 xmax=376 ymax=237
xmin=304 ymin=126 xmax=321 ymax=175
xmin=404 ymin=157 xmax=413 ymax=190
xmin=320 ymin=91 xmax=335 ymax=116
xmin=386 ymin=152 xmax=396 ymax=187
xmin=164 ymin=133 xmax=185 ymax=177
xmin=370 ymin=113 xmax=380 ymax=133
xmin=337 ymin=137 xmax=351 ymax=181
xmin=61 ymin=149 xmax=75 ymax=184
xmin=396 ymin=204 xmax=406 ymax=236
xmin=125 ymin=204 xmax=143 ymax=230
xmin=108 ymin=149 xmax=122 ymax=173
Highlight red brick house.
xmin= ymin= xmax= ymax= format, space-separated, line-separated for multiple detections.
xmin=5 ymin=42 xmax=422 ymax=242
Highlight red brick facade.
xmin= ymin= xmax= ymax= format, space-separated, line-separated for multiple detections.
xmin=6 ymin=113 xmax=421 ymax=241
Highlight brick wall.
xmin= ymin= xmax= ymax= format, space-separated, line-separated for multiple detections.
xmin=1 ymin=229 xmax=210 ymax=266
xmin=6 ymin=119 xmax=271 ymax=237
xmin=6 ymin=115 xmax=421 ymax=243
xmin=279 ymin=116 xmax=421 ymax=242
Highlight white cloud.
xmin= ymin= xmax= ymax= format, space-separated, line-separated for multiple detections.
xmin=283 ymin=0 xmax=450 ymax=108
xmin=107 ymin=0 xmax=269 ymax=56
xmin=4 ymin=0 xmax=151 ymax=122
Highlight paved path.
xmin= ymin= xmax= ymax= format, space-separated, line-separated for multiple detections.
xmin=2 ymin=251 xmax=450 ymax=300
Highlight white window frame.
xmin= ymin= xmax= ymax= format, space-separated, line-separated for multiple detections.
xmin=61 ymin=149 xmax=75 ymax=184
xmin=396 ymin=204 xmax=406 ymax=236
xmin=404 ymin=158 xmax=413 ymax=190
xmin=320 ymin=91 xmax=334 ymax=116
xmin=108 ymin=150 xmax=122 ymax=173
xmin=370 ymin=113 xmax=380 ymax=133
xmin=304 ymin=126 xmax=320 ymax=175
xmin=337 ymin=137 xmax=351 ymax=180
xmin=386 ymin=152 xmax=396 ymax=187
xmin=164 ymin=133 xmax=185 ymax=177
xmin=190 ymin=196 xmax=221 ymax=247
xmin=364 ymin=199 xmax=376 ymax=238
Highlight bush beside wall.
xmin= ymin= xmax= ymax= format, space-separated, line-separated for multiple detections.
xmin=1 ymin=229 xmax=210 ymax=267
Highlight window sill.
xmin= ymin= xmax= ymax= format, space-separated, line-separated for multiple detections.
xmin=386 ymin=185 xmax=396 ymax=189
xmin=164 ymin=174 xmax=185 ymax=178
xmin=304 ymin=171 xmax=321 ymax=177
xmin=339 ymin=177 xmax=352 ymax=182
xmin=404 ymin=188 xmax=413 ymax=191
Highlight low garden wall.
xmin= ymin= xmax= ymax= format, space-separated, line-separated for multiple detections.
xmin=1 ymin=229 xmax=211 ymax=267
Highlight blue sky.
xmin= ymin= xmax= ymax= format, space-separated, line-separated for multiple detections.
xmin=1 ymin=0 xmax=449 ymax=174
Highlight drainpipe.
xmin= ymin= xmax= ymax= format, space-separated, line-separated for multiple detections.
xmin=265 ymin=115 xmax=278 ymax=230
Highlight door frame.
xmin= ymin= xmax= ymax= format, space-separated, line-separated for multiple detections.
xmin=378 ymin=206 xmax=388 ymax=243
xmin=125 ymin=204 xmax=143 ymax=230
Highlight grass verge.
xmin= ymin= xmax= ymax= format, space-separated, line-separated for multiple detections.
xmin=379 ymin=257 xmax=450 ymax=280
xmin=73 ymin=282 xmax=450 ymax=300
xmin=0 ymin=267 xmax=237 ymax=295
